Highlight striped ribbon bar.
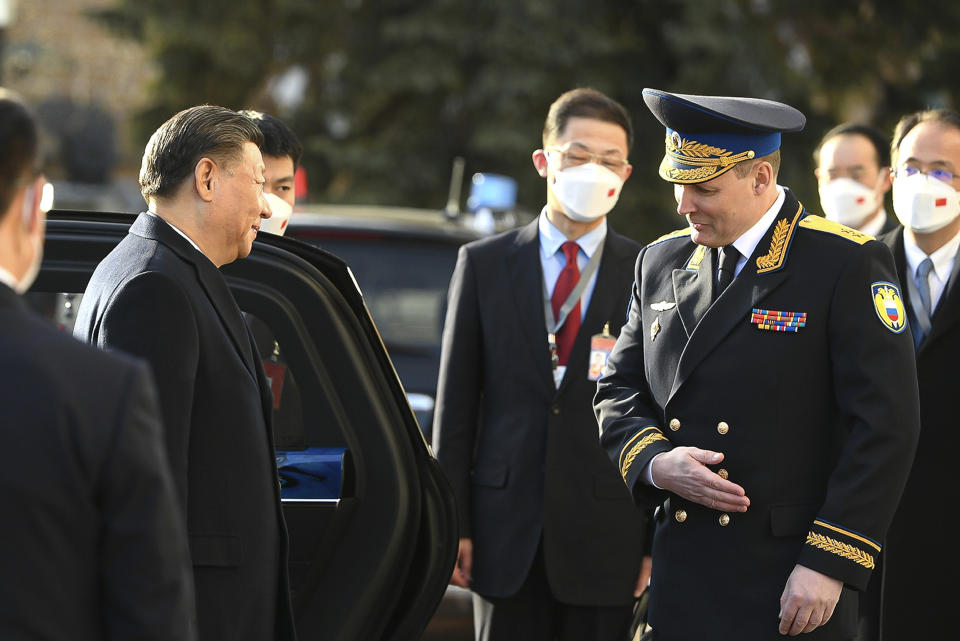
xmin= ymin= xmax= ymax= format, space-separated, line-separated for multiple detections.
xmin=751 ymin=308 xmax=807 ymax=332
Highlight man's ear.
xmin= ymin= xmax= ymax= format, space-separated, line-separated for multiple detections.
xmin=20 ymin=178 xmax=42 ymax=234
xmin=194 ymin=157 xmax=218 ymax=203
xmin=879 ymin=166 xmax=893 ymax=194
xmin=532 ymin=149 xmax=548 ymax=178
xmin=754 ymin=161 xmax=774 ymax=194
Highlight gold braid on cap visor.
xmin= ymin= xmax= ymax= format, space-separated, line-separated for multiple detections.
xmin=660 ymin=133 xmax=756 ymax=183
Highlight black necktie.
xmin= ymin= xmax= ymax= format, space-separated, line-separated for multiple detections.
xmin=716 ymin=245 xmax=740 ymax=298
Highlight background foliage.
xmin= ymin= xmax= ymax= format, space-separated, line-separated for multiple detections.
xmin=93 ymin=0 xmax=960 ymax=243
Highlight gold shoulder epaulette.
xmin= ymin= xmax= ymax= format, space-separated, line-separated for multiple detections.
xmin=648 ymin=227 xmax=692 ymax=247
xmin=798 ymin=215 xmax=873 ymax=245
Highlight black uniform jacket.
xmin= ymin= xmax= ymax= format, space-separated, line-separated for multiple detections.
xmin=0 ymin=283 xmax=195 ymax=641
xmin=877 ymin=226 xmax=958 ymax=639
xmin=74 ymin=213 xmax=295 ymax=641
xmin=596 ymin=190 xmax=920 ymax=641
xmin=433 ymin=218 xmax=646 ymax=606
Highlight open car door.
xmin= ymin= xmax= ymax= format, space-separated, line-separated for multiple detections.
xmin=29 ymin=211 xmax=458 ymax=641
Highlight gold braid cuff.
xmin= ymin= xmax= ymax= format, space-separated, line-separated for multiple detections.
xmin=805 ymin=532 xmax=876 ymax=569
xmin=620 ymin=430 xmax=669 ymax=481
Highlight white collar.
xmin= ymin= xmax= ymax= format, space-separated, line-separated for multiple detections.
xmin=538 ymin=206 xmax=607 ymax=258
xmin=903 ymin=225 xmax=960 ymax=281
xmin=147 ymin=211 xmax=205 ymax=256
xmin=859 ymin=209 xmax=889 ymax=238
xmin=730 ymin=185 xmax=786 ymax=261
xmin=0 ymin=265 xmax=20 ymax=291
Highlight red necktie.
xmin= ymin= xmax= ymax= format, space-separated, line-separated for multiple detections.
xmin=552 ymin=241 xmax=581 ymax=366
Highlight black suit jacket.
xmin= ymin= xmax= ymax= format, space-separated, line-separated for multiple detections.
xmin=433 ymin=218 xmax=646 ymax=606
xmin=0 ymin=283 xmax=195 ymax=640
xmin=876 ymin=226 xmax=958 ymax=639
xmin=596 ymin=190 xmax=920 ymax=641
xmin=74 ymin=213 xmax=295 ymax=641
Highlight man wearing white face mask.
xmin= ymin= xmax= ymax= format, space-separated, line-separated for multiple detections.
xmin=867 ymin=108 xmax=960 ymax=641
xmin=814 ymin=123 xmax=896 ymax=236
xmin=240 ymin=110 xmax=304 ymax=448
xmin=239 ymin=110 xmax=302 ymax=236
xmin=433 ymin=88 xmax=647 ymax=641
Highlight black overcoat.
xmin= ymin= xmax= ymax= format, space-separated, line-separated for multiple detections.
xmin=74 ymin=213 xmax=295 ymax=641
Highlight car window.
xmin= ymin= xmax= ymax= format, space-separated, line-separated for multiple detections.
xmin=312 ymin=238 xmax=457 ymax=349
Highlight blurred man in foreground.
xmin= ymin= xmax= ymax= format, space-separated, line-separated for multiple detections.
xmin=0 ymin=89 xmax=195 ymax=641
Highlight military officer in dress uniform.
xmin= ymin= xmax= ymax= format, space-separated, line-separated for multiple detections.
xmin=595 ymin=89 xmax=921 ymax=641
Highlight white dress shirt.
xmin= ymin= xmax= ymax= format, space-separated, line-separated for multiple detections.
xmin=903 ymin=226 xmax=960 ymax=313
xmin=859 ymin=209 xmax=890 ymax=238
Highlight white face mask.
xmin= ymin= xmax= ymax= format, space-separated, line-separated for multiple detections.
xmin=548 ymin=160 xmax=623 ymax=222
xmin=260 ymin=192 xmax=293 ymax=236
xmin=893 ymin=172 xmax=960 ymax=234
xmin=818 ymin=177 xmax=879 ymax=228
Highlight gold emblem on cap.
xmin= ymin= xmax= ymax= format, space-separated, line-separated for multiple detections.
xmin=661 ymin=134 xmax=758 ymax=184
xmin=664 ymin=134 xmax=756 ymax=168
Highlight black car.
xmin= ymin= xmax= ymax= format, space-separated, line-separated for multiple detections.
xmin=285 ymin=204 xmax=494 ymax=437
xmin=27 ymin=210 xmax=459 ymax=641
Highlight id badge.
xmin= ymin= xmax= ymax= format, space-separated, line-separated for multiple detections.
xmin=587 ymin=327 xmax=617 ymax=381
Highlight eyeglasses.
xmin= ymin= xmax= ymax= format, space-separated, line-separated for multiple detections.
xmin=892 ymin=164 xmax=958 ymax=185
xmin=546 ymin=145 xmax=629 ymax=172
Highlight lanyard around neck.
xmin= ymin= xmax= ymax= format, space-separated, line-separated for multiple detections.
xmin=542 ymin=241 xmax=604 ymax=334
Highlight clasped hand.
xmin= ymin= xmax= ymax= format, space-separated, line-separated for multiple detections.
xmin=649 ymin=446 xmax=750 ymax=512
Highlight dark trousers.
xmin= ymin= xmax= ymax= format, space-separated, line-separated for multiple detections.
xmin=472 ymin=541 xmax=633 ymax=641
